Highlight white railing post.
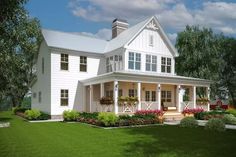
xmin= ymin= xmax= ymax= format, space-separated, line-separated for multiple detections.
xmin=137 ymin=82 xmax=141 ymax=110
xmin=114 ymin=80 xmax=118 ymax=114
xmin=193 ymin=86 xmax=196 ymax=108
xmin=89 ymin=85 xmax=93 ymax=112
xmin=157 ymin=84 xmax=161 ymax=110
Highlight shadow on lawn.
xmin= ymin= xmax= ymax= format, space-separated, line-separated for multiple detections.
xmin=0 ymin=117 xmax=11 ymax=122
xmin=122 ymin=125 xmax=236 ymax=157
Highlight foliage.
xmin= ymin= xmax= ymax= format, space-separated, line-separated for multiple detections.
xmin=134 ymin=110 xmax=164 ymax=119
xmin=24 ymin=109 xmax=41 ymax=120
xmin=98 ymin=112 xmax=118 ymax=126
xmin=118 ymin=96 xmax=139 ymax=105
xmin=222 ymin=114 xmax=236 ymax=125
xmin=63 ymin=110 xmax=79 ymax=121
xmin=180 ymin=117 xmax=198 ymax=128
xmin=99 ymin=97 xmax=114 ymax=105
xmin=0 ymin=0 xmax=42 ymax=107
xmin=119 ymin=114 xmax=132 ymax=120
xmin=20 ymin=96 xmax=31 ymax=109
xmin=12 ymin=106 xmax=28 ymax=114
xmin=226 ymin=109 xmax=236 ymax=117
xmin=196 ymin=98 xmax=209 ymax=105
xmin=182 ymin=108 xmax=204 ymax=115
xmin=205 ymin=118 xmax=225 ymax=132
xmin=38 ymin=112 xmax=50 ymax=120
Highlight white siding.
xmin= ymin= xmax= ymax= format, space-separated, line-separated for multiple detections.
xmin=50 ymin=51 xmax=102 ymax=115
xmin=31 ymin=41 xmax=51 ymax=114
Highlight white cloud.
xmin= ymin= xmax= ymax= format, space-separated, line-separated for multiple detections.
xmin=68 ymin=0 xmax=236 ymax=40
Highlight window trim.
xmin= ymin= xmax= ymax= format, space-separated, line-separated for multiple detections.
xmin=61 ymin=89 xmax=69 ymax=106
xmin=80 ymin=56 xmax=87 ymax=72
xmin=161 ymin=57 xmax=171 ymax=73
xmin=128 ymin=52 xmax=141 ymax=70
xmin=146 ymin=55 xmax=157 ymax=72
xmin=60 ymin=54 xmax=69 ymax=71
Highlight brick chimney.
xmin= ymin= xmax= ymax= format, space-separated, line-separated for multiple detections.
xmin=112 ymin=18 xmax=129 ymax=39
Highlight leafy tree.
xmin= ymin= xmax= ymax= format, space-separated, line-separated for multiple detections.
xmin=0 ymin=0 xmax=42 ymax=107
xmin=219 ymin=37 xmax=236 ymax=106
xmin=175 ymin=25 xmax=221 ymax=98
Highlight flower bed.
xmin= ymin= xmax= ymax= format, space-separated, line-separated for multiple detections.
xmin=182 ymin=108 xmax=204 ymax=117
xmin=65 ymin=110 xmax=164 ymax=127
xmin=194 ymin=109 xmax=228 ymax=120
xmin=13 ymin=107 xmax=50 ymax=120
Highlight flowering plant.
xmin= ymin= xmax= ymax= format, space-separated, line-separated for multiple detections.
xmin=135 ymin=110 xmax=164 ymax=117
xmin=196 ymin=98 xmax=209 ymax=105
xmin=99 ymin=96 xmax=114 ymax=105
xmin=182 ymin=108 xmax=204 ymax=115
xmin=118 ymin=96 xmax=138 ymax=106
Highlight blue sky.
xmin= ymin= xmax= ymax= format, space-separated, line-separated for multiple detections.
xmin=26 ymin=0 xmax=236 ymax=42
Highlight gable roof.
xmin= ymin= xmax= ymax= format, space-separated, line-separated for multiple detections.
xmin=42 ymin=16 xmax=178 ymax=56
xmin=42 ymin=29 xmax=108 ymax=54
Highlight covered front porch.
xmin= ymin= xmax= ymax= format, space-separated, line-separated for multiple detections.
xmin=82 ymin=72 xmax=211 ymax=114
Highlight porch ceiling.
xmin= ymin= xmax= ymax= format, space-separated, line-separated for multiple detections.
xmin=80 ymin=71 xmax=212 ymax=87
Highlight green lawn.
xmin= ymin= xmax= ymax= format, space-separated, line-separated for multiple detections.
xmin=0 ymin=111 xmax=236 ymax=157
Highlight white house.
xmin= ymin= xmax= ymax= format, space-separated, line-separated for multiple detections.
xmin=31 ymin=16 xmax=211 ymax=118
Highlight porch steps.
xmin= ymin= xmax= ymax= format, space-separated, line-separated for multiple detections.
xmin=163 ymin=113 xmax=184 ymax=122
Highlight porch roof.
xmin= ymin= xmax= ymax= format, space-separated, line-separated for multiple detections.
xmin=80 ymin=71 xmax=212 ymax=87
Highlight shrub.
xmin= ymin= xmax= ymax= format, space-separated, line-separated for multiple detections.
xmin=38 ymin=112 xmax=50 ymax=120
xmin=223 ymin=114 xmax=236 ymax=125
xmin=134 ymin=110 xmax=163 ymax=119
xmin=194 ymin=111 xmax=207 ymax=120
xmin=79 ymin=112 xmax=98 ymax=119
xmin=98 ymin=112 xmax=118 ymax=126
xmin=25 ymin=109 xmax=41 ymax=120
xmin=63 ymin=110 xmax=79 ymax=121
xmin=205 ymin=118 xmax=225 ymax=132
xmin=180 ymin=117 xmax=198 ymax=128
xmin=12 ymin=106 xmax=28 ymax=114
xmin=226 ymin=109 xmax=236 ymax=117
xmin=119 ymin=114 xmax=132 ymax=120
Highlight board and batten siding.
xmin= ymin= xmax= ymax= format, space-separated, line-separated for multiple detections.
xmin=50 ymin=51 xmax=102 ymax=115
xmin=124 ymin=28 xmax=175 ymax=75
xmin=31 ymin=41 xmax=51 ymax=114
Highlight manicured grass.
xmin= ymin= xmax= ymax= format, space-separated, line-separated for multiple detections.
xmin=0 ymin=111 xmax=236 ymax=157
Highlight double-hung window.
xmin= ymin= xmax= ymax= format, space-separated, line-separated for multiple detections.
xmin=161 ymin=91 xmax=171 ymax=103
xmin=161 ymin=57 xmax=171 ymax=73
xmin=61 ymin=54 xmax=68 ymax=70
xmin=80 ymin=56 xmax=87 ymax=72
xmin=61 ymin=89 xmax=69 ymax=106
xmin=145 ymin=91 xmax=156 ymax=101
xmin=146 ymin=55 xmax=157 ymax=72
xmin=128 ymin=89 xmax=137 ymax=97
xmin=128 ymin=52 xmax=141 ymax=70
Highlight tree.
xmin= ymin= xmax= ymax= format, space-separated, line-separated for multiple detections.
xmin=175 ymin=25 xmax=221 ymax=98
xmin=219 ymin=37 xmax=236 ymax=106
xmin=0 ymin=0 xmax=42 ymax=107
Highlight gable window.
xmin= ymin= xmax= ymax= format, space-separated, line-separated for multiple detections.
xmin=149 ymin=35 xmax=154 ymax=46
xmin=61 ymin=89 xmax=69 ymax=106
xmin=161 ymin=91 xmax=171 ymax=103
xmin=128 ymin=52 xmax=141 ymax=70
xmin=42 ymin=58 xmax=44 ymax=74
xmin=146 ymin=55 xmax=157 ymax=72
xmin=80 ymin=56 xmax=87 ymax=72
xmin=38 ymin=91 xmax=41 ymax=103
xmin=128 ymin=89 xmax=137 ymax=97
xmin=61 ymin=54 xmax=68 ymax=70
xmin=161 ymin=57 xmax=171 ymax=73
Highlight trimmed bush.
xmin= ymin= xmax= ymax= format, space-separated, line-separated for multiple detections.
xmin=226 ymin=109 xmax=236 ymax=117
xmin=79 ymin=112 xmax=98 ymax=119
xmin=223 ymin=114 xmax=236 ymax=125
xmin=25 ymin=109 xmax=41 ymax=120
xmin=38 ymin=112 xmax=50 ymax=120
xmin=180 ymin=117 xmax=198 ymax=128
xmin=98 ymin=112 xmax=118 ymax=126
xmin=119 ymin=114 xmax=132 ymax=120
xmin=12 ymin=106 xmax=28 ymax=114
xmin=205 ymin=118 xmax=225 ymax=132
xmin=63 ymin=110 xmax=79 ymax=121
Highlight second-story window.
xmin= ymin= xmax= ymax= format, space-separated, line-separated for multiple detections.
xmin=61 ymin=54 xmax=68 ymax=70
xmin=128 ymin=52 xmax=141 ymax=70
xmin=106 ymin=57 xmax=112 ymax=72
xmin=161 ymin=57 xmax=171 ymax=73
xmin=80 ymin=56 xmax=87 ymax=72
xmin=146 ymin=55 xmax=157 ymax=72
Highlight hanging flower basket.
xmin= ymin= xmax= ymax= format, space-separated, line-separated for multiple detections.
xmin=118 ymin=96 xmax=138 ymax=106
xmin=99 ymin=97 xmax=114 ymax=105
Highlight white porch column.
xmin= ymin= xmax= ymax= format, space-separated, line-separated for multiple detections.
xmin=89 ymin=85 xmax=93 ymax=112
xmin=157 ymin=84 xmax=161 ymax=110
xmin=193 ymin=86 xmax=196 ymax=108
xmin=207 ymin=87 xmax=210 ymax=111
xmin=114 ymin=80 xmax=118 ymax=114
xmin=177 ymin=85 xmax=181 ymax=112
xmin=100 ymin=83 xmax=104 ymax=98
xmin=137 ymin=82 xmax=141 ymax=110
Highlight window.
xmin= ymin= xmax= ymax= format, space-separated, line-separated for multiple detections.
xmin=61 ymin=54 xmax=68 ymax=70
xmin=38 ymin=91 xmax=41 ymax=103
xmin=118 ymin=89 xmax=123 ymax=97
xmin=145 ymin=91 xmax=156 ymax=101
xmin=80 ymin=56 xmax=87 ymax=72
xmin=106 ymin=57 xmax=113 ymax=72
xmin=61 ymin=89 xmax=69 ymax=106
xmin=33 ymin=92 xmax=37 ymax=99
xmin=128 ymin=52 xmax=141 ymax=70
xmin=161 ymin=91 xmax=171 ymax=103
xmin=161 ymin=57 xmax=171 ymax=73
xmin=42 ymin=58 xmax=44 ymax=74
xmin=105 ymin=90 xmax=113 ymax=97
xmin=149 ymin=35 xmax=154 ymax=46
xmin=128 ymin=89 xmax=137 ymax=97
xmin=146 ymin=55 xmax=157 ymax=72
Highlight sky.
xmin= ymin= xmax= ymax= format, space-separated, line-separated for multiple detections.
xmin=26 ymin=0 xmax=236 ymax=43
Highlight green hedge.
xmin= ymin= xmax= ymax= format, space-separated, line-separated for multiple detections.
xmin=63 ymin=110 xmax=80 ymax=121
xmin=205 ymin=118 xmax=225 ymax=132
xmin=180 ymin=117 xmax=198 ymax=128
xmin=25 ymin=109 xmax=41 ymax=120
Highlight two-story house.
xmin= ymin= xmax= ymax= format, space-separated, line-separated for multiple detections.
xmin=31 ymin=16 xmax=211 ymax=118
